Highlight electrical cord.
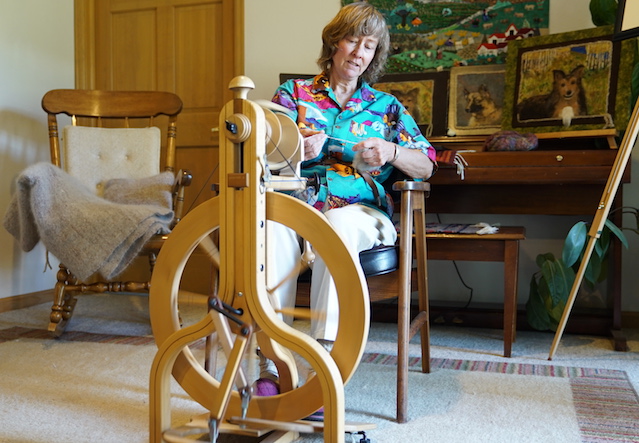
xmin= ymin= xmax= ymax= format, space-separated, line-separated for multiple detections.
xmin=425 ymin=214 xmax=475 ymax=325
xmin=375 ymin=214 xmax=475 ymax=324
xmin=435 ymin=213 xmax=474 ymax=311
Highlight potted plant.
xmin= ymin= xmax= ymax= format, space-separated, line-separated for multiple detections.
xmin=526 ymin=212 xmax=632 ymax=331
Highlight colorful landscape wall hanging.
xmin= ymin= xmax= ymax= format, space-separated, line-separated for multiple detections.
xmin=342 ymin=0 xmax=549 ymax=74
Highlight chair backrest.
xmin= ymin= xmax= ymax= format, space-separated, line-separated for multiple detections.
xmin=41 ymin=89 xmax=183 ymax=194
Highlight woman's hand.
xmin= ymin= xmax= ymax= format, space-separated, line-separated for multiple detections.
xmin=353 ymin=137 xmax=434 ymax=179
xmin=300 ymin=128 xmax=327 ymax=160
xmin=352 ymin=138 xmax=396 ymax=167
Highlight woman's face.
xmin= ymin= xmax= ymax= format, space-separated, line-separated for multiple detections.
xmin=331 ymin=35 xmax=378 ymax=83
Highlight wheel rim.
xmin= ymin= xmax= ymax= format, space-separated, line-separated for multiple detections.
xmin=149 ymin=192 xmax=369 ymax=422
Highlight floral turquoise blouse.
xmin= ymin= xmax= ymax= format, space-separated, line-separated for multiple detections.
xmin=272 ymin=72 xmax=437 ymax=217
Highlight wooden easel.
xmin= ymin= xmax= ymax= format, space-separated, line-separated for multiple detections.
xmin=548 ymin=98 xmax=639 ymax=360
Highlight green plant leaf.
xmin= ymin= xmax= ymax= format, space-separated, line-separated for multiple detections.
xmin=604 ymin=218 xmax=629 ymax=249
xmin=526 ymin=275 xmax=553 ymax=331
xmin=548 ymin=299 xmax=567 ymax=331
xmin=563 ymin=221 xmax=587 ymax=267
xmin=597 ymin=256 xmax=610 ymax=284
xmin=594 ymin=224 xmax=611 ymax=258
xmin=537 ymin=272 xmax=552 ymax=306
xmin=540 ymin=258 xmax=574 ymax=306
xmin=584 ymin=252 xmax=603 ymax=288
xmin=536 ymin=252 xmax=555 ymax=268
xmin=589 ymin=0 xmax=618 ymax=26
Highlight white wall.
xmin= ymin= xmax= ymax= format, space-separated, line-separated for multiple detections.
xmin=244 ymin=0 xmax=594 ymax=99
xmin=245 ymin=0 xmax=639 ymax=312
xmin=245 ymin=0 xmax=341 ymax=100
xmin=0 ymin=0 xmax=74 ymax=298
xmin=2 ymin=0 xmax=638 ymax=313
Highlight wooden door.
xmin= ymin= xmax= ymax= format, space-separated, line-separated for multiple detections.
xmin=74 ymin=0 xmax=243 ymax=292
xmin=74 ymin=0 xmax=243 ymax=211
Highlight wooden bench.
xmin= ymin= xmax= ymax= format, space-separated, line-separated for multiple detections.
xmin=301 ymin=226 xmax=526 ymax=358
xmin=425 ymin=226 xmax=526 ymax=357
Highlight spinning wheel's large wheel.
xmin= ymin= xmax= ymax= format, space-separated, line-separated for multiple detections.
xmin=149 ymin=190 xmax=370 ymax=425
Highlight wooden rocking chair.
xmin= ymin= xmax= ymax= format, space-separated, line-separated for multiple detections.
xmin=41 ymin=89 xmax=192 ymax=337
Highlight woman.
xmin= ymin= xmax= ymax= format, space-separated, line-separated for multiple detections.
xmin=257 ymin=2 xmax=437 ymax=395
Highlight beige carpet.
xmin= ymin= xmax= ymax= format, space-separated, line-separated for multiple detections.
xmin=1 ymin=294 xmax=639 ymax=443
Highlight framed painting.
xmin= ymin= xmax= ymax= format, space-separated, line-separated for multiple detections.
xmin=373 ymin=71 xmax=449 ymax=137
xmin=503 ymin=26 xmax=636 ymax=135
xmin=279 ymin=73 xmax=313 ymax=84
xmin=448 ymin=64 xmax=505 ymax=136
xmin=614 ymin=0 xmax=639 ymax=41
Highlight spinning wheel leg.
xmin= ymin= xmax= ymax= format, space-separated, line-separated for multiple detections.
xmin=150 ymin=308 xmax=252 ymax=442
xmin=149 ymin=193 xmax=370 ymax=442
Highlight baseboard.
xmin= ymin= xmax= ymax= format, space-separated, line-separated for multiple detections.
xmin=6 ymin=289 xmax=635 ymax=330
xmin=622 ymin=311 xmax=639 ymax=329
xmin=0 ymin=290 xmax=52 ymax=314
xmin=369 ymin=300 xmax=639 ymax=334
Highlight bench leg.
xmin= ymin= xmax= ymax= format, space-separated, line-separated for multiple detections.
xmin=503 ymin=239 xmax=519 ymax=357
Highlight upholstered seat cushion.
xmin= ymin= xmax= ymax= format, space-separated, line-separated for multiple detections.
xmin=359 ymin=244 xmax=399 ymax=277
xmin=63 ymin=126 xmax=161 ymax=196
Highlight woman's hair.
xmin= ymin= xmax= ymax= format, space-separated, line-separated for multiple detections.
xmin=317 ymin=2 xmax=390 ymax=84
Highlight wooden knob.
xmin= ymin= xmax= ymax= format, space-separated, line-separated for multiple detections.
xmin=225 ymin=114 xmax=251 ymax=143
xmin=229 ymin=76 xmax=255 ymax=99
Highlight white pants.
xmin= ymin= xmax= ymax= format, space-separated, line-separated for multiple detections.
xmin=267 ymin=204 xmax=397 ymax=341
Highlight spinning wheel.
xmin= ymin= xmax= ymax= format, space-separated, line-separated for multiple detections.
xmin=149 ymin=77 xmax=372 ymax=442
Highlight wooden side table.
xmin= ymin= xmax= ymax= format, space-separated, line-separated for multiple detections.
xmin=425 ymin=226 xmax=526 ymax=357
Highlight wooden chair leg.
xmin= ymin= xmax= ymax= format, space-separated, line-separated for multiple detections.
xmin=396 ymin=186 xmax=430 ymax=424
xmin=396 ymin=200 xmax=411 ymax=424
xmin=48 ymin=265 xmax=77 ymax=337
xmin=412 ymin=192 xmax=430 ymax=374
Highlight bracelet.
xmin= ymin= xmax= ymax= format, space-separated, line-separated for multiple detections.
xmin=389 ymin=144 xmax=400 ymax=164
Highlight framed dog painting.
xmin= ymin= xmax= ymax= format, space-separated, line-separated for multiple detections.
xmin=448 ymin=65 xmax=506 ymax=136
xmin=502 ymin=25 xmax=636 ymax=135
xmin=373 ymin=71 xmax=449 ymax=137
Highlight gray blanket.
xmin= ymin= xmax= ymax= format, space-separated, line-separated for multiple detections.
xmin=3 ymin=162 xmax=174 ymax=280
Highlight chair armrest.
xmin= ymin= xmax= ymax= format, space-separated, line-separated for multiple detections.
xmin=172 ymin=169 xmax=193 ymax=226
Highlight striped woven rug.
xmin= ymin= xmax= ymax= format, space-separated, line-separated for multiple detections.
xmin=362 ymin=353 xmax=639 ymax=443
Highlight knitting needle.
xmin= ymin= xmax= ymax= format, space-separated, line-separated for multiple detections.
xmin=326 ymin=135 xmax=358 ymax=145
xmin=305 ymin=130 xmax=359 ymax=146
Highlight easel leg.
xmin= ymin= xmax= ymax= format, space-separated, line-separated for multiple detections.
xmin=548 ymin=98 xmax=639 ymax=360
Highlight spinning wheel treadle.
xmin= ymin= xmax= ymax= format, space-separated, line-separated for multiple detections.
xmin=149 ymin=76 xmax=372 ymax=442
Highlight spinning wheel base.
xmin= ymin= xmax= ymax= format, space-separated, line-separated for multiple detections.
xmin=163 ymin=413 xmax=375 ymax=442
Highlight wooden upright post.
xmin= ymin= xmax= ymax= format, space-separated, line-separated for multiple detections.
xmin=548 ymin=98 xmax=639 ymax=360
